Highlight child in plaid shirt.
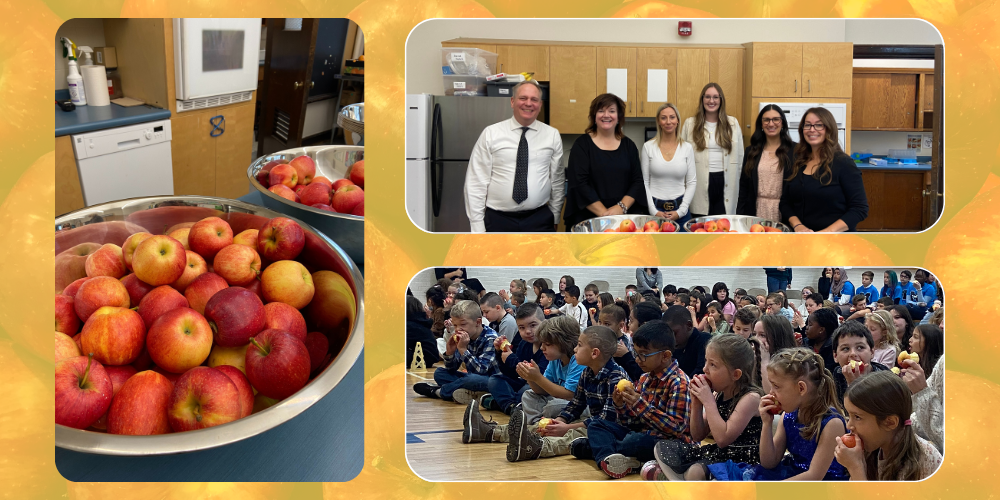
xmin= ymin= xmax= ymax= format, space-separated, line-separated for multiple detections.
xmin=413 ymin=300 xmax=499 ymax=404
xmin=506 ymin=325 xmax=631 ymax=462
xmin=590 ymin=320 xmax=693 ymax=478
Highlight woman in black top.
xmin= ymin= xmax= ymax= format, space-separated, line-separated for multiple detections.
xmin=563 ymin=93 xmax=647 ymax=229
xmin=818 ymin=267 xmax=833 ymax=300
xmin=779 ymin=107 xmax=869 ymax=232
xmin=406 ymin=296 xmax=442 ymax=368
xmin=737 ymin=104 xmax=795 ymax=217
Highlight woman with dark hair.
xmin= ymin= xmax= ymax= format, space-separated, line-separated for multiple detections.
xmin=887 ymin=304 xmax=916 ymax=352
xmin=737 ymin=104 xmax=795 ymax=219
xmin=563 ymin=93 xmax=646 ymax=228
xmin=407 ymin=295 xmax=442 ymax=368
xmin=780 ymin=107 xmax=869 ymax=232
xmin=712 ymin=281 xmax=737 ymax=325
xmin=681 ymin=83 xmax=744 ymax=216
xmin=818 ymin=267 xmax=834 ymax=300
xmin=425 ymin=285 xmax=448 ymax=337
xmin=636 ymin=267 xmax=663 ymax=295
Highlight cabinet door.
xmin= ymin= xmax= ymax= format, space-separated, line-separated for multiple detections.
xmin=883 ymin=172 xmax=924 ymax=230
xmin=171 ymin=111 xmax=216 ymax=196
xmin=856 ymin=170 xmax=884 ymax=230
xmin=676 ymin=48 xmax=710 ymax=125
xmin=597 ymin=47 xmax=637 ymax=116
xmin=922 ymin=74 xmax=934 ymax=111
xmin=888 ymin=74 xmax=918 ymax=129
xmin=56 ymin=135 xmax=85 ymax=215
xmin=549 ymin=46 xmax=597 ymax=133
xmin=751 ymin=43 xmax=802 ymax=97
xmin=802 ymin=43 xmax=853 ymax=98
xmin=710 ymin=48 xmax=744 ymax=128
xmin=852 ymin=74 xmax=916 ymax=129
xmin=636 ymin=47 xmax=677 ymax=118
xmin=214 ymin=103 xmax=257 ymax=200
xmin=495 ymin=45 xmax=549 ymax=80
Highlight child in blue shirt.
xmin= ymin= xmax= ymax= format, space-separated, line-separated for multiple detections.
xmin=413 ymin=299 xmax=499 ymax=404
xmin=899 ymin=270 xmax=927 ymax=319
xmin=481 ymin=302 xmax=549 ymax=415
xmin=830 ymin=268 xmax=856 ymax=305
xmin=855 ymin=271 xmax=879 ymax=307
xmin=880 ymin=270 xmax=902 ymax=305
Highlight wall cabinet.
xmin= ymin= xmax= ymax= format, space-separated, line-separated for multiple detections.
xmin=549 ymin=46 xmax=597 ymax=133
xmin=636 ymin=48 xmax=677 ymax=118
xmin=747 ymin=42 xmax=852 ymax=98
xmin=852 ymin=73 xmax=917 ymax=130
xmin=856 ymin=169 xmax=925 ymax=231
xmin=676 ymin=49 xmax=710 ymax=124
xmin=597 ymin=47 xmax=637 ymax=117
xmin=495 ymin=45 xmax=549 ymax=80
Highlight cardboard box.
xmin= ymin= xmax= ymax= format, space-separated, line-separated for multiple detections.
xmin=95 ymin=47 xmax=117 ymax=69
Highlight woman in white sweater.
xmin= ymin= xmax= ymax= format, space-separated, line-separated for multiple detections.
xmin=640 ymin=103 xmax=697 ymax=228
xmin=680 ymin=83 xmax=744 ymax=217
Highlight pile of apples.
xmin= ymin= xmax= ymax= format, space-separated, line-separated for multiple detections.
xmin=256 ymin=155 xmax=364 ymax=216
xmin=689 ymin=218 xmax=782 ymax=233
xmin=54 ymin=215 xmax=356 ymax=435
xmin=601 ymin=219 xmax=677 ymax=233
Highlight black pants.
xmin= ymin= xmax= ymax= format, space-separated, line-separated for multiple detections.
xmin=708 ymin=171 xmax=726 ymax=216
xmin=484 ymin=206 xmax=555 ymax=232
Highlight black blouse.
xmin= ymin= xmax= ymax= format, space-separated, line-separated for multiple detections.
xmin=779 ymin=152 xmax=869 ymax=231
xmin=736 ymin=145 xmax=795 ymax=217
xmin=563 ymin=134 xmax=647 ymax=228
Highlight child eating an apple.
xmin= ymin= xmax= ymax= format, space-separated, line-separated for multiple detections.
xmin=558 ymin=285 xmax=588 ymax=331
xmin=412 ymin=300 xmax=499 ymax=404
xmin=477 ymin=303 xmax=549 ymax=416
xmin=830 ymin=321 xmax=891 ymax=406
xmin=538 ymin=289 xmax=560 ymax=319
xmin=600 ymin=304 xmax=645 ymax=382
xmin=833 ymin=371 xmax=941 ymax=480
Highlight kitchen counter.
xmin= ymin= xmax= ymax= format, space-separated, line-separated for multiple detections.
xmin=856 ymin=162 xmax=932 ymax=171
xmin=55 ymin=90 xmax=172 ymax=137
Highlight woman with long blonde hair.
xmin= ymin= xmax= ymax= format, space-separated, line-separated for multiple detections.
xmin=680 ymin=83 xmax=744 ymax=217
xmin=640 ymin=103 xmax=697 ymax=227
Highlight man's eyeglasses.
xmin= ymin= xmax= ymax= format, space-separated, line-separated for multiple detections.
xmin=635 ymin=349 xmax=667 ymax=362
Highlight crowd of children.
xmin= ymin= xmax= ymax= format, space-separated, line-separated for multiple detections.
xmin=408 ymin=268 xmax=944 ymax=481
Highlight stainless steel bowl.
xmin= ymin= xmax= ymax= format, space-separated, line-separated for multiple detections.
xmin=247 ymin=146 xmax=363 ymax=265
xmin=54 ymin=196 xmax=364 ymax=456
xmin=571 ymin=215 xmax=680 ymax=233
xmin=338 ymin=103 xmax=364 ymax=137
xmin=682 ymin=215 xmax=792 ymax=233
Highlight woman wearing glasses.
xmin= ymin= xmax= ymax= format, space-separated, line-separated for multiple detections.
xmin=779 ymin=107 xmax=869 ymax=232
xmin=680 ymin=83 xmax=744 ymax=217
xmin=736 ymin=104 xmax=795 ymax=221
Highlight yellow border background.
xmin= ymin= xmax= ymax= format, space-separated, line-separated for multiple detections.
xmin=8 ymin=0 xmax=1000 ymax=497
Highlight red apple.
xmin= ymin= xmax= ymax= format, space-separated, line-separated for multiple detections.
xmin=55 ymin=242 xmax=102 ymax=293
xmin=841 ymin=433 xmax=857 ymax=448
xmin=348 ymin=159 xmax=364 ymax=188
xmin=717 ymin=218 xmax=731 ymax=231
xmin=131 ymin=347 xmax=153 ymax=371
xmin=660 ymin=221 xmax=676 ymax=233
xmin=311 ymin=203 xmax=335 ymax=212
xmin=189 ymin=217 xmax=235 ymax=261
xmin=705 ymin=220 xmax=719 ymax=232
xmin=171 ymin=250 xmax=208 ymax=293
xmin=269 ymin=164 xmax=298 ymax=189
xmin=246 ymin=329 xmax=310 ymax=400
xmin=208 ymin=343 xmax=249 ymax=374
xmin=261 ymin=260 xmax=315 ymax=309
xmin=304 ymin=331 xmax=329 ymax=373
xmin=603 ymin=228 xmax=616 ymax=233
xmin=244 ymin=278 xmax=265 ymax=302
xmin=332 ymin=178 xmax=354 ymax=191
xmin=121 ymin=232 xmax=153 ymax=271
xmin=107 ymin=370 xmax=172 ymax=435
xmin=147 ymin=307 xmax=214 ymax=373
xmin=294 ymin=184 xmax=307 ymax=198
xmin=216 ymin=365 xmax=254 ymax=419
xmin=691 ymin=222 xmax=704 ymax=230
xmin=62 ymin=277 xmax=90 ymax=297
xmin=256 ymin=159 xmax=287 ymax=186
xmin=269 ymin=184 xmax=298 ymax=202
xmin=205 ymin=287 xmax=266 ymax=347
xmin=74 ymin=276 xmax=131 ymax=322
xmin=300 ymin=183 xmax=332 ymax=207
xmin=257 ymin=217 xmax=305 ymax=262
xmin=152 ymin=365 xmax=182 ymax=386
xmin=120 ymin=273 xmax=155 ymax=307
xmin=312 ymin=176 xmax=333 ymax=189
xmin=167 ymin=227 xmax=192 ymax=250
xmin=263 ymin=302 xmax=308 ymax=341
xmin=55 ymin=354 xmax=112 ymax=429
xmin=618 ymin=220 xmax=636 ymax=233
xmin=72 ymin=333 xmax=83 ymax=353
xmin=289 ymin=155 xmax=316 ymax=185
xmin=213 ymin=244 xmax=261 ymax=286
xmin=184 ymin=272 xmax=229 ymax=315
xmin=90 ymin=364 xmax=138 ymax=430
xmin=138 ymin=285 xmax=189 ymax=329
xmin=694 ymin=228 xmax=707 ymax=233
xmin=331 ymin=185 xmax=364 ymax=214
xmin=642 ymin=221 xmax=659 ymax=232
xmin=750 ymin=223 xmax=766 ymax=233
xmin=764 ymin=226 xmax=782 ymax=233
xmin=81 ymin=306 xmax=146 ymax=366
xmin=132 ymin=235 xmax=187 ymax=286
xmin=168 ymin=366 xmax=242 ymax=431
xmin=85 ymin=243 xmax=127 ymax=279
xmin=55 ymin=294 xmax=80 ymax=335
xmin=351 ymin=201 xmax=364 ymax=216
xmin=166 ymin=222 xmax=196 ymax=234
xmin=304 ymin=270 xmax=356 ymax=343
xmin=55 ymin=331 xmax=81 ymax=363
xmin=233 ymin=229 xmax=259 ymax=248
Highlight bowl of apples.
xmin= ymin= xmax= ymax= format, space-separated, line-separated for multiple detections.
xmin=571 ymin=215 xmax=679 ymax=233
xmin=247 ymin=146 xmax=363 ymax=265
xmin=683 ymin=215 xmax=791 ymax=233
xmin=54 ymin=196 xmax=364 ymax=455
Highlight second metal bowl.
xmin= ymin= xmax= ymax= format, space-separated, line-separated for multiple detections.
xmin=682 ymin=215 xmax=792 ymax=233
xmin=571 ymin=215 xmax=680 ymax=233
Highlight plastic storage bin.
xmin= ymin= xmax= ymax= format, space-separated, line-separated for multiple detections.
xmin=441 ymin=48 xmax=498 ymax=77
xmin=443 ymin=74 xmax=487 ymax=96
xmin=487 ymin=81 xmax=550 ymax=100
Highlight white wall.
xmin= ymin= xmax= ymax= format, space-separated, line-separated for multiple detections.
xmin=844 ymin=19 xmax=942 ymax=45
xmin=851 ymin=130 xmax=934 ymax=156
xmin=55 ymin=19 xmax=107 ymax=91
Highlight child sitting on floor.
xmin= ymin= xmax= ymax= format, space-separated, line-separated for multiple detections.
xmin=865 ymin=309 xmax=899 ymax=368
xmin=600 ymin=304 xmax=645 ymax=382
xmin=412 ymin=299 xmax=499 ymax=404
xmin=830 ymin=321 xmax=891 ymax=406
xmin=479 ymin=302 xmax=549 ymax=416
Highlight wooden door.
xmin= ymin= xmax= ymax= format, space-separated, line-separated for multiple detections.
xmin=883 ymin=172 xmax=924 ymax=230
xmin=549 ymin=46 xmax=597 ymax=133
xmin=710 ymin=48 xmax=744 ymax=128
xmin=676 ymin=48 xmax=710 ymax=125
xmin=636 ymin=47 xmax=676 ymax=118
xmin=597 ymin=47 xmax=637 ymax=116
xmin=856 ymin=170 xmax=884 ymax=230
xmin=495 ymin=45 xmax=549 ymax=80
xmin=170 ymin=111 xmax=216 ymax=196
xmin=214 ymin=103 xmax=257 ymax=199
xmin=802 ymin=43 xmax=853 ymax=98
xmin=56 ymin=136 xmax=85 ymax=215
xmin=750 ymin=43 xmax=802 ymax=97
xmin=258 ymin=18 xmax=319 ymax=157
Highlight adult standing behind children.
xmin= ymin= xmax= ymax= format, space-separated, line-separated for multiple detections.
xmin=681 ymin=83 xmax=744 ymax=216
xmin=663 ymin=305 xmax=712 ymax=377
xmin=737 ymin=104 xmax=795 ymax=220
xmin=412 ymin=300 xmax=499 ymax=404
xmin=465 ymin=81 xmax=565 ymax=233
xmin=636 ymin=267 xmax=663 ymax=296
xmin=641 ymin=103 xmax=697 ymax=226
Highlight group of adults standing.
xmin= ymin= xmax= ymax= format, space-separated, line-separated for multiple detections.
xmin=464 ymin=80 xmax=869 ymax=233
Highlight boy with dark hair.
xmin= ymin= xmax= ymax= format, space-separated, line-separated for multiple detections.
xmin=559 ymin=285 xmax=588 ymax=330
xmin=632 ymin=301 xmax=663 ymax=328
xmin=413 ymin=300 xmax=499 ymax=404
xmin=511 ymin=291 xmax=526 ymax=308
xmin=625 ymin=284 xmax=639 ymax=298
xmin=856 ymin=271 xmax=879 ymax=306
xmin=582 ymin=284 xmax=600 ymax=327
xmin=875 ymin=296 xmax=894 ymax=310
xmin=662 ymin=284 xmax=678 ymax=307
xmin=731 ymin=307 xmax=757 ymax=339
xmin=830 ymin=320 xmax=891 ymax=405
xmin=738 ymin=295 xmax=755 ymax=307
xmin=661 ymin=305 xmax=711 ymax=377
xmin=844 ymin=293 xmax=872 ymax=322
xmin=600 ymin=305 xmax=644 ymax=381
xmin=506 ymin=326 xmax=632 ymax=463
xmin=676 ymin=292 xmax=691 ymax=308
xmin=479 ymin=302 xmax=549 ymax=415
xmin=590 ymin=320 xmax=693 ymax=478
xmin=539 ymin=289 xmax=560 ymax=318
xmin=481 ymin=292 xmax=518 ymax=348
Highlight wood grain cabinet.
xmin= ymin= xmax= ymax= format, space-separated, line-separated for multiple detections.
xmin=56 ymin=136 xmax=85 ymax=216
xmin=856 ymin=169 xmax=925 ymax=231
xmin=549 ymin=46 xmax=597 ymax=133
xmin=747 ymin=42 xmax=852 ymax=98
xmin=635 ymin=48 xmax=677 ymax=118
xmin=596 ymin=47 xmax=637 ymax=117
xmin=171 ymin=102 xmax=256 ymax=199
xmin=852 ymin=73 xmax=917 ymax=130
xmin=495 ymin=45 xmax=549 ymax=80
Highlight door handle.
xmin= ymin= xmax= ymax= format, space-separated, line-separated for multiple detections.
xmin=795 ymin=80 xmax=798 ymax=93
xmin=294 ymin=81 xmax=303 ymax=90
xmin=499 ymin=63 xmax=503 ymax=73
xmin=808 ymin=80 xmax=811 ymax=92
xmin=310 ymin=81 xmax=315 ymax=89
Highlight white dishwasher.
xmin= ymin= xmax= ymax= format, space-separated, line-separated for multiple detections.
xmin=72 ymin=119 xmax=174 ymax=206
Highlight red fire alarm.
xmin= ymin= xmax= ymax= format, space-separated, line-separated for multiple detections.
xmin=678 ymin=21 xmax=692 ymax=36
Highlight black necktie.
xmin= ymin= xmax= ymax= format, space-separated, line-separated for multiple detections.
xmin=512 ymin=126 xmax=529 ymax=204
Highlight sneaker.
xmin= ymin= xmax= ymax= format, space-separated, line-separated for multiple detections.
xmin=412 ymin=382 xmax=439 ymax=398
xmin=479 ymin=394 xmax=502 ymax=412
xmin=506 ymin=407 xmax=542 ymax=462
xmin=570 ymin=437 xmax=592 ymax=460
xmin=452 ymin=389 xmax=486 ymax=405
xmin=653 ymin=440 xmax=687 ymax=481
xmin=462 ymin=399 xmax=498 ymax=444
xmin=640 ymin=460 xmax=666 ymax=481
xmin=599 ymin=453 xmax=642 ymax=479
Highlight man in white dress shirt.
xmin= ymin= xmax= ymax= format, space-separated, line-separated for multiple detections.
xmin=464 ymin=81 xmax=565 ymax=232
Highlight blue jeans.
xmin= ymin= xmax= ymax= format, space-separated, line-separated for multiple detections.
xmin=586 ymin=418 xmax=660 ymax=464
xmin=433 ymin=368 xmax=490 ymax=400
xmin=487 ymin=374 xmax=528 ymax=412
xmin=767 ymin=276 xmax=788 ymax=294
